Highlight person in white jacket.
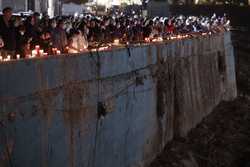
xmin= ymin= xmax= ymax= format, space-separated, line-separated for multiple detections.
xmin=67 ymin=30 xmax=88 ymax=54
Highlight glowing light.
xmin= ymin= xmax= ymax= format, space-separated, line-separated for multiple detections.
xmin=0 ymin=56 xmax=2 ymax=61
xmin=145 ymin=37 xmax=150 ymax=42
xmin=170 ymin=36 xmax=177 ymax=40
xmin=56 ymin=50 xmax=61 ymax=55
xmin=152 ymin=37 xmax=163 ymax=42
xmin=39 ymin=50 xmax=44 ymax=56
xmin=16 ymin=54 xmax=20 ymax=59
xmin=32 ymin=50 xmax=37 ymax=57
xmin=113 ymin=39 xmax=120 ymax=45
xmin=26 ymin=54 xmax=31 ymax=58
xmin=99 ymin=46 xmax=109 ymax=51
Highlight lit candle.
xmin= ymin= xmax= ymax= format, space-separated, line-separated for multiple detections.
xmin=39 ymin=50 xmax=44 ymax=56
xmin=56 ymin=50 xmax=61 ymax=55
xmin=16 ymin=54 xmax=20 ymax=59
xmin=113 ymin=39 xmax=120 ymax=45
xmin=99 ymin=46 xmax=109 ymax=51
xmin=32 ymin=50 xmax=37 ymax=57
xmin=0 ymin=56 xmax=2 ymax=61
xmin=170 ymin=36 xmax=176 ymax=40
xmin=52 ymin=48 xmax=56 ymax=54
xmin=7 ymin=55 xmax=11 ymax=60
xmin=145 ymin=37 xmax=150 ymax=42
xmin=158 ymin=37 xmax=163 ymax=42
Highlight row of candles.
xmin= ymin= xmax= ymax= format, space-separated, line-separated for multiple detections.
xmin=0 ymin=45 xmax=62 ymax=62
xmin=0 ymin=33 xmax=212 ymax=63
xmin=31 ymin=45 xmax=61 ymax=57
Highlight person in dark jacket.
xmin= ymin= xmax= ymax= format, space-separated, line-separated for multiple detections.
xmin=16 ymin=25 xmax=29 ymax=58
xmin=0 ymin=7 xmax=16 ymax=57
xmin=25 ymin=16 xmax=39 ymax=47
xmin=51 ymin=20 xmax=68 ymax=52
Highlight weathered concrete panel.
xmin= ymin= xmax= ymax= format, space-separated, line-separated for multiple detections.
xmin=0 ymin=32 xmax=236 ymax=167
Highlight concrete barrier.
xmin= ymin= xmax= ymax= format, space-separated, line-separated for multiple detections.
xmin=0 ymin=32 xmax=237 ymax=167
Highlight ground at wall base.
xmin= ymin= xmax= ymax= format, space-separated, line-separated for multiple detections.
xmin=150 ymin=97 xmax=250 ymax=167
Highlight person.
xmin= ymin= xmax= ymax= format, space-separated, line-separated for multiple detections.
xmin=165 ymin=19 xmax=175 ymax=35
xmin=0 ymin=7 xmax=16 ymax=57
xmin=67 ymin=29 xmax=88 ymax=54
xmin=51 ymin=20 xmax=68 ymax=53
xmin=16 ymin=25 xmax=29 ymax=58
xmin=25 ymin=15 xmax=39 ymax=47
xmin=39 ymin=30 xmax=52 ymax=54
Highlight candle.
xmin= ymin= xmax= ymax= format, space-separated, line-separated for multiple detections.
xmin=52 ymin=48 xmax=55 ymax=54
xmin=16 ymin=54 xmax=20 ymax=59
xmin=113 ymin=39 xmax=120 ymax=45
xmin=177 ymin=35 xmax=181 ymax=39
xmin=39 ymin=50 xmax=44 ymax=56
xmin=99 ymin=46 xmax=109 ymax=51
xmin=170 ymin=36 xmax=176 ymax=40
xmin=158 ymin=37 xmax=163 ymax=42
xmin=145 ymin=37 xmax=150 ymax=42
xmin=7 ymin=55 xmax=11 ymax=60
xmin=56 ymin=50 xmax=61 ymax=55
xmin=32 ymin=50 xmax=37 ymax=57
xmin=0 ymin=56 xmax=2 ymax=61
xmin=152 ymin=37 xmax=163 ymax=42
xmin=43 ymin=53 xmax=48 ymax=56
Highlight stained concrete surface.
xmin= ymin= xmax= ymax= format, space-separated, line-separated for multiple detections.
xmin=149 ymin=30 xmax=250 ymax=167
xmin=0 ymin=32 xmax=236 ymax=167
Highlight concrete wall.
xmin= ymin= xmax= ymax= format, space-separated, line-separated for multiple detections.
xmin=0 ymin=32 xmax=237 ymax=167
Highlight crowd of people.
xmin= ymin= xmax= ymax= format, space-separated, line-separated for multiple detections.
xmin=0 ymin=7 xmax=230 ymax=59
